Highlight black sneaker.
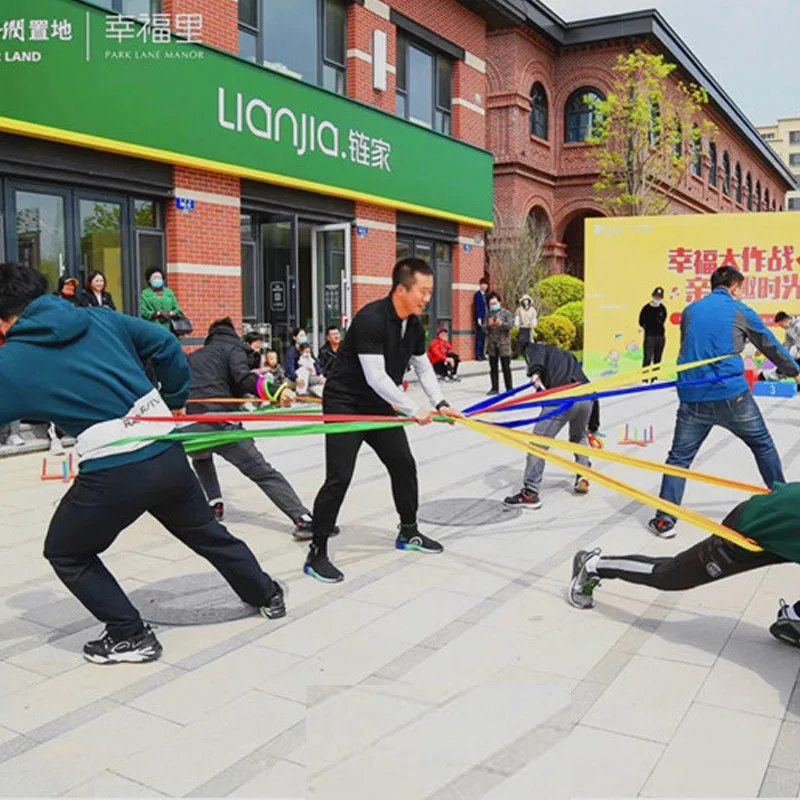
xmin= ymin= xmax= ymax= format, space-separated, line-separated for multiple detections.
xmin=487 ymin=388 xmax=499 ymax=396
xmin=293 ymin=518 xmax=340 ymax=541
xmin=769 ymin=599 xmax=800 ymax=649
xmin=647 ymin=517 xmax=676 ymax=539
xmin=83 ymin=625 xmax=162 ymax=665
xmin=304 ymin=544 xmax=344 ymax=583
xmin=568 ymin=548 xmax=602 ymax=610
xmin=504 ymin=488 xmax=542 ymax=510
xmin=395 ymin=526 xmax=444 ymax=554
xmin=211 ymin=502 xmax=224 ymax=521
xmin=259 ymin=584 xmax=286 ymax=619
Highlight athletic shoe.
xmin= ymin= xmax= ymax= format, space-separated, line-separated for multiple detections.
xmin=7 ymin=434 xmax=24 ymax=447
xmin=395 ymin=527 xmax=444 ymax=554
xmin=647 ymin=517 xmax=676 ymax=538
xmin=83 ymin=625 xmax=162 ymax=665
xmin=259 ymin=584 xmax=286 ymax=619
xmin=293 ymin=518 xmax=340 ymax=541
xmin=211 ymin=501 xmax=224 ymax=521
xmin=769 ymin=599 xmax=800 ymax=649
xmin=575 ymin=477 xmax=590 ymax=494
xmin=49 ymin=438 xmax=65 ymax=456
xmin=447 ymin=375 xmax=462 ymax=383
xmin=304 ymin=544 xmax=344 ymax=583
xmin=487 ymin=389 xmax=499 ymax=396
xmin=568 ymin=548 xmax=602 ymax=610
xmin=504 ymin=488 xmax=542 ymax=510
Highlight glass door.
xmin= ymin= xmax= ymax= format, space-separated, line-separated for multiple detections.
xmin=78 ymin=196 xmax=124 ymax=308
xmin=262 ymin=216 xmax=297 ymax=362
xmin=10 ymin=186 xmax=71 ymax=293
xmin=311 ymin=223 xmax=351 ymax=354
xmin=136 ymin=229 xmax=165 ymax=312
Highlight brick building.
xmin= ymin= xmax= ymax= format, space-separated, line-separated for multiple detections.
xmin=485 ymin=2 xmax=795 ymax=278
xmin=1 ymin=0 xmax=793 ymax=363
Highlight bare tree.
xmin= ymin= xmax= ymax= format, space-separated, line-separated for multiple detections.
xmin=486 ymin=214 xmax=551 ymax=313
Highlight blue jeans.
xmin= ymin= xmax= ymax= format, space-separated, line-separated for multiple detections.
xmin=657 ymin=392 xmax=784 ymax=523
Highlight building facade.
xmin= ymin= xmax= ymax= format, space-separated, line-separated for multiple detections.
xmin=758 ymin=117 xmax=800 ymax=211
xmin=1 ymin=0 xmax=794 ymax=361
xmin=1 ymin=0 xmax=494 ymax=360
xmin=485 ymin=3 xmax=795 ymax=277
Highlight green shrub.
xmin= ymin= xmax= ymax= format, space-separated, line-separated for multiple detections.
xmin=535 ymin=314 xmax=576 ymax=350
xmin=537 ymin=275 xmax=584 ymax=314
xmin=554 ymin=300 xmax=584 ymax=349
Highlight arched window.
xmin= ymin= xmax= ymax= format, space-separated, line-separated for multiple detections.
xmin=755 ymin=181 xmax=762 ymax=210
xmin=722 ymin=151 xmax=731 ymax=195
xmin=765 ymin=188 xmax=770 ymax=210
xmin=691 ymin=125 xmax=702 ymax=176
xmin=708 ymin=142 xmax=717 ymax=186
xmin=734 ymin=163 xmax=742 ymax=204
xmin=673 ymin=117 xmax=682 ymax=159
xmin=564 ymin=87 xmax=604 ymax=143
xmin=529 ymin=82 xmax=549 ymax=140
xmin=746 ymin=173 xmax=753 ymax=210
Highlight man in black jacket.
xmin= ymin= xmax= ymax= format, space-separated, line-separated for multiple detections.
xmin=504 ymin=342 xmax=599 ymax=510
xmin=318 ymin=325 xmax=342 ymax=376
xmin=186 ymin=318 xmax=316 ymax=538
xmin=639 ymin=286 xmax=668 ymax=380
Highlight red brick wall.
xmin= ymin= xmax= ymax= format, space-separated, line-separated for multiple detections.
xmin=352 ymin=202 xmax=396 ymax=310
xmin=451 ymin=224 xmax=485 ymax=358
xmin=348 ymin=4 xmax=396 ymax=113
xmin=167 ymin=167 xmax=242 ymax=338
xmin=162 ymin=0 xmax=237 ymax=53
xmin=391 ymin=0 xmax=486 ymax=59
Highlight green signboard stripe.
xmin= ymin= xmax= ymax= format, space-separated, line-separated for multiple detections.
xmin=1 ymin=0 xmax=494 ymax=226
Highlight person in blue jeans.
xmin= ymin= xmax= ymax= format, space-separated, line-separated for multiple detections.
xmin=650 ymin=266 xmax=800 ymax=538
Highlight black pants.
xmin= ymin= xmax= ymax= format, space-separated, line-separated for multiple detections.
xmin=312 ymin=403 xmax=418 ymax=544
xmin=643 ymin=335 xmax=665 ymax=378
xmin=44 ymin=444 xmax=277 ymax=639
xmin=433 ymin=354 xmax=460 ymax=378
xmin=489 ymin=354 xmax=513 ymax=392
xmin=596 ymin=504 xmax=787 ymax=590
xmin=187 ymin=422 xmax=308 ymax=522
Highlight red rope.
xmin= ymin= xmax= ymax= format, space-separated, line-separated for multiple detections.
xmin=127 ymin=413 xmax=414 ymax=424
xmin=476 ymin=382 xmax=582 ymax=414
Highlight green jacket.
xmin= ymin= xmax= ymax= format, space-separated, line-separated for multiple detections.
xmin=140 ymin=286 xmax=182 ymax=331
xmin=736 ymin=482 xmax=800 ymax=563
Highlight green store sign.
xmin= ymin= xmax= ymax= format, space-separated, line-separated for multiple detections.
xmin=0 ymin=0 xmax=493 ymax=226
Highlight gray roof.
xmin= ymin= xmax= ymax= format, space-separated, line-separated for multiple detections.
xmin=466 ymin=0 xmax=795 ymax=189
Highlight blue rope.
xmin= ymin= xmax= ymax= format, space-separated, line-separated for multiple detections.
xmin=461 ymin=380 xmax=534 ymax=415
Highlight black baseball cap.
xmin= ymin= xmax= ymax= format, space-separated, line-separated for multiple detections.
xmin=652 ymin=287 xmax=664 ymax=298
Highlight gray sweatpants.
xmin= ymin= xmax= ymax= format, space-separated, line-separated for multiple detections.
xmin=523 ymin=399 xmax=593 ymax=491
xmin=187 ymin=423 xmax=309 ymax=523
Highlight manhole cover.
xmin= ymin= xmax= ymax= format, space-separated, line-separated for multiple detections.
xmin=418 ymin=498 xmax=521 ymax=526
xmin=129 ymin=573 xmax=258 ymax=625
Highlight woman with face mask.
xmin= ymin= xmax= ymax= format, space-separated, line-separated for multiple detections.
xmin=486 ymin=291 xmax=515 ymax=395
xmin=54 ymin=275 xmax=80 ymax=306
xmin=79 ymin=271 xmax=116 ymax=310
xmin=514 ymin=294 xmax=538 ymax=355
xmin=140 ymin=268 xmax=183 ymax=333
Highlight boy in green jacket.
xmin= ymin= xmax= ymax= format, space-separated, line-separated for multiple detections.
xmin=569 ymin=483 xmax=800 ymax=648
xmin=140 ymin=267 xmax=182 ymax=331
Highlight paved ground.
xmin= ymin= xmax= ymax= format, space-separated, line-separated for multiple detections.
xmin=1 ymin=366 xmax=799 ymax=799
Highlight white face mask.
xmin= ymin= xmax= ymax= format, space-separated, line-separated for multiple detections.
xmin=651 ymin=299 xmax=662 ymax=306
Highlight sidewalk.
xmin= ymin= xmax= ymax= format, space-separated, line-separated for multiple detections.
xmin=0 ymin=380 xmax=798 ymax=798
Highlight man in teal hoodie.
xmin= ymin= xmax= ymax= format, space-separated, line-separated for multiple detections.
xmin=0 ymin=263 xmax=285 ymax=665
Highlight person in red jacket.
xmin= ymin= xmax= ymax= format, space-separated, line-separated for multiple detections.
xmin=427 ymin=327 xmax=461 ymax=382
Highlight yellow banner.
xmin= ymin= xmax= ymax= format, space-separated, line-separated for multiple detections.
xmin=584 ymin=214 xmax=800 ymax=378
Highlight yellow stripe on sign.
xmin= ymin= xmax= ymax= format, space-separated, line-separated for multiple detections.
xmin=493 ymin=426 xmax=766 ymax=496
xmin=457 ymin=417 xmax=764 ymax=553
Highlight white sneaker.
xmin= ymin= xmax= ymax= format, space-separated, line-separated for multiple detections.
xmin=49 ymin=438 xmax=65 ymax=456
xmin=7 ymin=434 xmax=24 ymax=447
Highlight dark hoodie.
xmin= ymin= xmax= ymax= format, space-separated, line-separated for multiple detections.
xmin=0 ymin=295 xmax=190 ymax=472
xmin=188 ymin=319 xmax=260 ymax=414
xmin=55 ymin=275 xmax=80 ymax=306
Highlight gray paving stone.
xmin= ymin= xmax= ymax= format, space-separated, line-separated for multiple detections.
xmin=768 ymin=720 xmax=800 ymax=772
xmin=759 ymin=766 xmax=800 ymax=798
xmin=426 ymin=766 xmax=507 ymax=800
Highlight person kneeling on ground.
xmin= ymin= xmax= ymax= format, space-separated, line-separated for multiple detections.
xmin=505 ymin=342 xmax=600 ymax=510
xmin=427 ymin=327 xmax=461 ymax=382
xmin=187 ymin=318 xmax=324 ymax=539
xmin=296 ymin=343 xmax=325 ymax=398
xmin=0 ymin=263 xmax=284 ymax=665
xmin=568 ymin=482 xmax=800 ymax=649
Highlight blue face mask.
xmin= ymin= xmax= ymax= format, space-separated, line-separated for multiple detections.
xmin=297 ymin=335 xmax=308 ymax=345
xmin=150 ymin=278 xmax=164 ymax=290
xmin=489 ymin=302 xmax=501 ymax=312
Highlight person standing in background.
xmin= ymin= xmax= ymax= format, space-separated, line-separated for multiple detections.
xmin=319 ymin=325 xmax=342 ymax=376
xmin=474 ymin=277 xmax=489 ymax=361
xmin=486 ymin=291 xmax=514 ymax=395
xmin=79 ymin=271 xmax=116 ymax=310
xmin=140 ymin=268 xmax=182 ymax=333
xmin=514 ymin=294 xmax=538 ymax=355
xmin=55 ymin=276 xmax=80 ymax=306
xmin=639 ymin=286 xmax=667 ymax=381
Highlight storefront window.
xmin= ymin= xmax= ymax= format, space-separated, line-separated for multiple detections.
xmin=80 ymin=199 xmax=123 ymax=305
xmin=239 ymin=0 xmax=346 ymax=94
xmin=134 ymin=199 xmax=160 ymax=229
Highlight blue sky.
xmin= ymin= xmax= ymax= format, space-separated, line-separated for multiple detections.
xmin=544 ymin=0 xmax=799 ymax=126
